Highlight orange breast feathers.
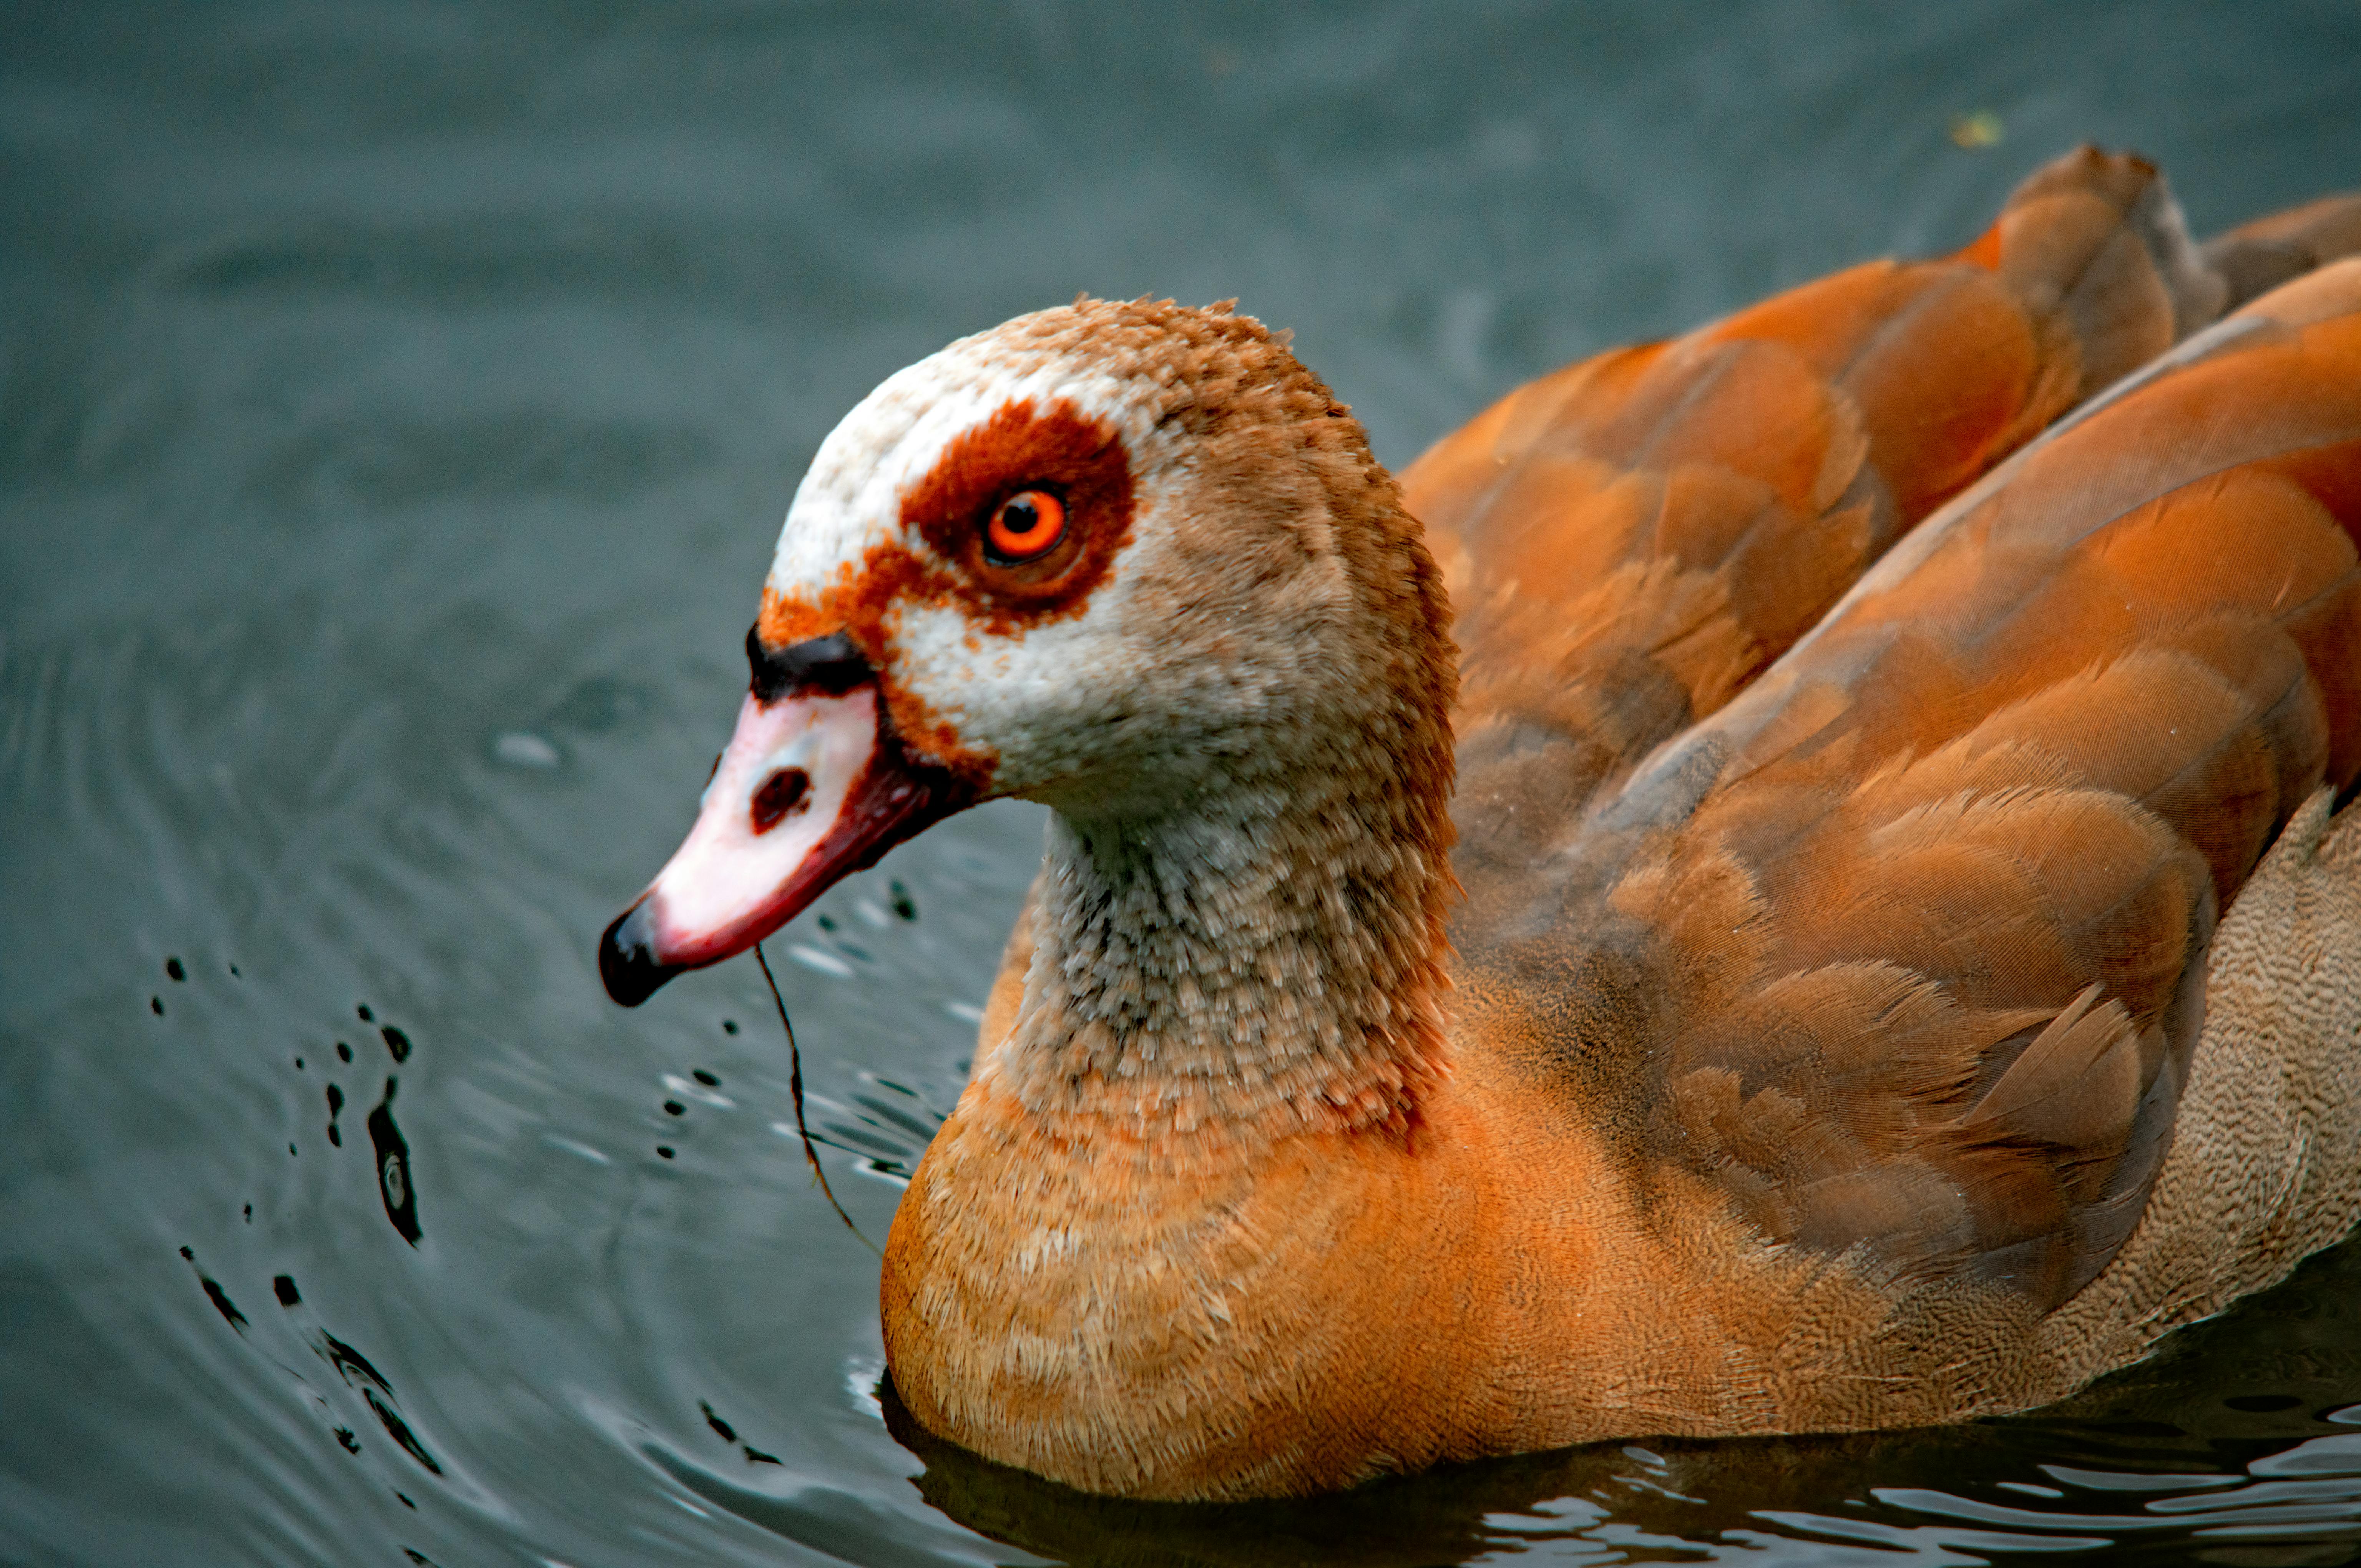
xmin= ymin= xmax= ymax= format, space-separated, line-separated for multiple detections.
xmin=1411 ymin=148 xmax=2243 ymax=859
xmin=1489 ymin=259 xmax=2361 ymax=1312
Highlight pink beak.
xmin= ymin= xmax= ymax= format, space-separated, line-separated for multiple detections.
xmin=598 ymin=633 xmax=967 ymax=1006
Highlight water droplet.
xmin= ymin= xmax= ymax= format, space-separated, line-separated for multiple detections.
xmin=201 ymin=1278 xmax=247 ymax=1330
xmin=367 ymin=1081 xmax=420 ymax=1245
xmin=492 ymin=729 xmax=562 ymax=768
xmin=788 ymin=945 xmax=853 ymax=978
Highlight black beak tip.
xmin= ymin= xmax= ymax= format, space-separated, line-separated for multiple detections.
xmin=599 ymin=903 xmax=681 ymax=1008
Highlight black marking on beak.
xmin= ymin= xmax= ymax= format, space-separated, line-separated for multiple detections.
xmin=599 ymin=901 xmax=681 ymax=1007
xmin=748 ymin=626 xmax=873 ymax=704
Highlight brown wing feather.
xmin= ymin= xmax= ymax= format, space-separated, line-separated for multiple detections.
xmin=2204 ymin=191 xmax=2361 ymax=311
xmin=1484 ymin=261 xmax=2361 ymax=1309
xmin=1415 ymin=148 xmax=2230 ymax=874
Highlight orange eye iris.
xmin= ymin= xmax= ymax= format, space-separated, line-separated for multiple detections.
xmin=984 ymin=489 xmax=1067 ymax=563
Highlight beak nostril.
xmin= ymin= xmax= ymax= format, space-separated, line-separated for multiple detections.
xmin=750 ymin=768 xmax=813 ymax=834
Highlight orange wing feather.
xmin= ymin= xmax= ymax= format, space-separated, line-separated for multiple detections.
xmin=1414 ymin=148 xmax=2237 ymax=871
xmin=1477 ymin=261 xmax=2361 ymax=1307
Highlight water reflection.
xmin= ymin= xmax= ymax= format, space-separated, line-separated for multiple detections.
xmin=887 ymin=1371 xmax=2361 ymax=1566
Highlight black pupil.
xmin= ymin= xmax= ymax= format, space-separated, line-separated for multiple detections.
xmin=1004 ymin=498 xmax=1041 ymax=537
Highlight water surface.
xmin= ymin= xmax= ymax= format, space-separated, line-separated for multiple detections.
xmin=7 ymin=4 xmax=2361 ymax=1563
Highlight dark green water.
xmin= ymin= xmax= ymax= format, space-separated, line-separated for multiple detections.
xmin=6 ymin=3 xmax=2361 ymax=1563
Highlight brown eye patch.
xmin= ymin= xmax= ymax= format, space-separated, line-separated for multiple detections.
xmin=746 ymin=396 xmax=1133 ymax=801
xmin=899 ymin=398 xmax=1135 ymax=620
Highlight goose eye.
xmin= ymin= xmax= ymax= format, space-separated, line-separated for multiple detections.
xmin=983 ymin=489 xmax=1067 ymax=564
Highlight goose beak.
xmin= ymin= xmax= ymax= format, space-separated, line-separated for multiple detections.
xmin=599 ymin=644 xmax=964 ymax=1007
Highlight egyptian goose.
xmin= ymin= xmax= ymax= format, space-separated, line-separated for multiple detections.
xmin=598 ymin=148 xmax=2361 ymax=1500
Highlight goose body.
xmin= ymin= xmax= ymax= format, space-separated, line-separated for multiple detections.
xmin=600 ymin=150 xmax=2361 ymax=1499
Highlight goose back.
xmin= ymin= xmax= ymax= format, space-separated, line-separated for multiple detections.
xmin=1459 ymin=260 xmax=2361 ymax=1315
xmin=1409 ymin=148 xmax=2230 ymax=864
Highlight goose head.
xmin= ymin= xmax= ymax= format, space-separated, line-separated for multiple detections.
xmin=599 ymin=297 xmax=1454 ymax=1007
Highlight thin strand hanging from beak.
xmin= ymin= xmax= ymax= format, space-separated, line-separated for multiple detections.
xmin=754 ymin=940 xmax=878 ymax=1255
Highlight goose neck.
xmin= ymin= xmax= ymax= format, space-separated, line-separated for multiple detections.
xmin=984 ymin=724 xmax=1456 ymax=1153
